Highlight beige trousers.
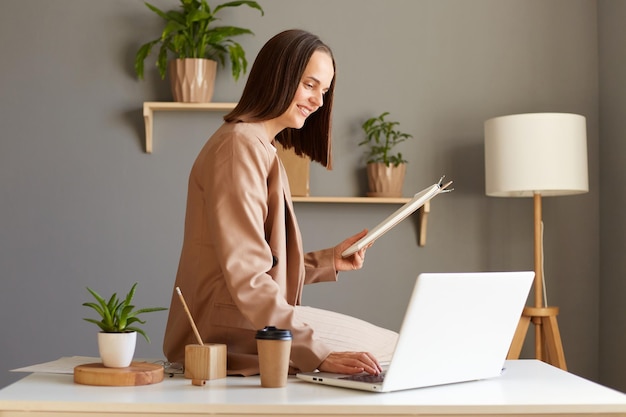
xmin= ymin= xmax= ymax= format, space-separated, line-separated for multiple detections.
xmin=295 ymin=306 xmax=399 ymax=363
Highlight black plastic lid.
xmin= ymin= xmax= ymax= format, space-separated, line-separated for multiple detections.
xmin=255 ymin=326 xmax=292 ymax=340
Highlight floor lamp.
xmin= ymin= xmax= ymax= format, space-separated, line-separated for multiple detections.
xmin=484 ymin=113 xmax=588 ymax=371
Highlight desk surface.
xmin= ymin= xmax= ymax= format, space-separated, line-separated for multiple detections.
xmin=1 ymin=360 xmax=625 ymax=416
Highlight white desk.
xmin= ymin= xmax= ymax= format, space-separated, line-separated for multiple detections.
xmin=0 ymin=360 xmax=625 ymax=416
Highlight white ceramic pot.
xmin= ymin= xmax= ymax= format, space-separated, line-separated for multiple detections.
xmin=97 ymin=331 xmax=137 ymax=368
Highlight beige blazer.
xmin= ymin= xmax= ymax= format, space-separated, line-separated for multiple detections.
xmin=163 ymin=122 xmax=336 ymax=375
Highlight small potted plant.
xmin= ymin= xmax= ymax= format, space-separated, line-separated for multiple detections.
xmin=134 ymin=0 xmax=264 ymax=103
xmin=359 ymin=112 xmax=414 ymax=197
xmin=83 ymin=282 xmax=167 ymax=368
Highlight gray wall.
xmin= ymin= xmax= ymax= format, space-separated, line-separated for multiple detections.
xmin=0 ymin=0 xmax=619 ymax=392
xmin=598 ymin=0 xmax=626 ymax=393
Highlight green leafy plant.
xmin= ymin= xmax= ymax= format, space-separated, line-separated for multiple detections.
xmin=134 ymin=0 xmax=264 ymax=81
xmin=82 ymin=283 xmax=167 ymax=343
xmin=359 ymin=112 xmax=413 ymax=167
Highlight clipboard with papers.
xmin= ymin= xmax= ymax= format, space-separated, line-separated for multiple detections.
xmin=341 ymin=176 xmax=453 ymax=258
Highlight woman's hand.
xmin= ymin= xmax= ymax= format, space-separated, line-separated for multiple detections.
xmin=333 ymin=229 xmax=371 ymax=272
xmin=318 ymin=351 xmax=382 ymax=375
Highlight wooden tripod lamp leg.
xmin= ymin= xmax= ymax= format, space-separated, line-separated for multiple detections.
xmin=506 ymin=194 xmax=567 ymax=371
xmin=507 ymin=314 xmax=531 ymax=359
xmin=507 ymin=308 xmax=567 ymax=370
xmin=542 ymin=311 xmax=567 ymax=370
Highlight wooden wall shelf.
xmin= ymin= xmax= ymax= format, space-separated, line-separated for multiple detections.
xmin=293 ymin=197 xmax=430 ymax=246
xmin=141 ymin=102 xmax=432 ymax=246
xmin=292 ymin=196 xmax=410 ymax=204
xmin=143 ymin=102 xmax=237 ymax=153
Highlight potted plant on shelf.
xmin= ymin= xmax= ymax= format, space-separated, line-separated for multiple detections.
xmin=83 ymin=282 xmax=167 ymax=368
xmin=134 ymin=0 xmax=264 ymax=103
xmin=359 ymin=112 xmax=414 ymax=197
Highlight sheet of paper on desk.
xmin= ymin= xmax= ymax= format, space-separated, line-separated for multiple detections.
xmin=11 ymin=356 xmax=101 ymax=374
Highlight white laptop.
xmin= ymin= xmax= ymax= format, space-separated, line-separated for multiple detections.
xmin=341 ymin=176 xmax=453 ymax=258
xmin=297 ymin=271 xmax=534 ymax=392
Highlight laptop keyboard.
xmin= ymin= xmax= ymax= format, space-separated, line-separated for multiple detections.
xmin=339 ymin=372 xmax=386 ymax=383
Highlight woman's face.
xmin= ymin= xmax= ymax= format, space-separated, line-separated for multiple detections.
xmin=274 ymin=50 xmax=334 ymax=131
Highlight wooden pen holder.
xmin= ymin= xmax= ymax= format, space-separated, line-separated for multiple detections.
xmin=184 ymin=344 xmax=227 ymax=385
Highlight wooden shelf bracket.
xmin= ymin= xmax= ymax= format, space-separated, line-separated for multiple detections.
xmin=142 ymin=102 xmax=237 ymax=153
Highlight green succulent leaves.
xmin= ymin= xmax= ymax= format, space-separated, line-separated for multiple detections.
xmin=82 ymin=283 xmax=167 ymax=343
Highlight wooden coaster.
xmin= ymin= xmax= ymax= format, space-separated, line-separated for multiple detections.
xmin=74 ymin=362 xmax=164 ymax=386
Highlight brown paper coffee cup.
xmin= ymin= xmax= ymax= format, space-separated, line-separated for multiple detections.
xmin=255 ymin=326 xmax=292 ymax=388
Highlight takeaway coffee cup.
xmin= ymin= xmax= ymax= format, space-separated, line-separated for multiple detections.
xmin=255 ymin=326 xmax=292 ymax=388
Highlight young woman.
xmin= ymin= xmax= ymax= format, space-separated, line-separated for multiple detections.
xmin=163 ymin=29 xmax=397 ymax=376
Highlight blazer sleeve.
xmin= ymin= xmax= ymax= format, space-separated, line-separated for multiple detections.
xmin=304 ymin=248 xmax=338 ymax=285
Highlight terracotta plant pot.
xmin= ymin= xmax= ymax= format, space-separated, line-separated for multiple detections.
xmin=366 ymin=162 xmax=406 ymax=197
xmin=97 ymin=331 xmax=137 ymax=368
xmin=168 ymin=58 xmax=217 ymax=103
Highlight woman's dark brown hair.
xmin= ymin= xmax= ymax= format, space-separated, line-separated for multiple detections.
xmin=224 ymin=29 xmax=335 ymax=169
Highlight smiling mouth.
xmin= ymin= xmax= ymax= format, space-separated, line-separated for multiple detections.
xmin=298 ymin=105 xmax=313 ymax=117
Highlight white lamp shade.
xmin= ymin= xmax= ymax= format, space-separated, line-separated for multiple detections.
xmin=484 ymin=113 xmax=589 ymax=197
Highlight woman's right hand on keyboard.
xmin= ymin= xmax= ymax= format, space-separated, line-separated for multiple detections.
xmin=318 ymin=351 xmax=382 ymax=375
